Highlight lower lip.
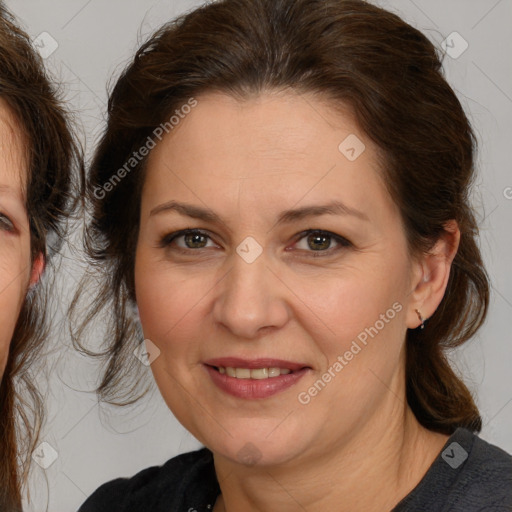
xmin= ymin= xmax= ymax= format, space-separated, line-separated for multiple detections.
xmin=205 ymin=365 xmax=309 ymax=399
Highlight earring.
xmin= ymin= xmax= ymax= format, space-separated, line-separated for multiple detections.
xmin=415 ymin=309 xmax=425 ymax=329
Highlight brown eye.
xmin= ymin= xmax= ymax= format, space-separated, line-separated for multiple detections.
xmin=159 ymin=229 xmax=215 ymax=251
xmin=182 ymin=231 xmax=209 ymax=249
xmin=293 ymin=230 xmax=352 ymax=257
xmin=307 ymin=232 xmax=331 ymax=251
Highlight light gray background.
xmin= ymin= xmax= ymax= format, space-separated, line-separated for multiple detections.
xmin=4 ymin=1 xmax=511 ymax=511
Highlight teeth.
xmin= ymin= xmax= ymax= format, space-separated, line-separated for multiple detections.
xmin=235 ymin=368 xmax=251 ymax=379
xmin=219 ymin=366 xmax=293 ymax=379
xmin=250 ymin=368 xmax=268 ymax=380
xmin=268 ymin=367 xmax=281 ymax=377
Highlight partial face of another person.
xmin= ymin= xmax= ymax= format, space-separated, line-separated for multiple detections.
xmin=134 ymin=90 xmax=432 ymax=466
xmin=0 ymin=99 xmax=40 ymax=378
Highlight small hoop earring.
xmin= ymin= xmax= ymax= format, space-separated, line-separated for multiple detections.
xmin=415 ymin=309 xmax=425 ymax=329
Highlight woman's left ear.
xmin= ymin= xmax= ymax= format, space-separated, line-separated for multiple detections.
xmin=406 ymin=220 xmax=460 ymax=329
xmin=29 ymin=252 xmax=45 ymax=288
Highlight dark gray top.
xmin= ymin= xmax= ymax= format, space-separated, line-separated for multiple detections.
xmin=392 ymin=427 xmax=512 ymax=511
xmin=78 ymin=427 xmax=512 ymax=511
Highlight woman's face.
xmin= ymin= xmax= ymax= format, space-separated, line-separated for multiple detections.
xmin=0 ymin=100 xmax=38 ymax=378
xmin=135 ymin=90 xmax=424 ymax=466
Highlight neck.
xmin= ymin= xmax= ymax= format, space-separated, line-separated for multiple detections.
xmin=212 ymin=396 xmax=449 ymax=512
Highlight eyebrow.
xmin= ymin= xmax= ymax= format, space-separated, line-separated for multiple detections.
xmin=149 ymin=199 xmax=370 ymax=227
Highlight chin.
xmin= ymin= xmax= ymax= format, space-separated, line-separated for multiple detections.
xmin=197 ymin=419 xmax=312 ymax=467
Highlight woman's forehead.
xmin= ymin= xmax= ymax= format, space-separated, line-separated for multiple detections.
xmin=0 ymin=97 xmax=27 ymax=198
xmin=141 ymin=91 xmax=397 ymax=230
xmin=145 ymin=91 xmax=378 ymax=177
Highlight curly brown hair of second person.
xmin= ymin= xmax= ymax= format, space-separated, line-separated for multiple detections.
xmin=0 ymin=4 xmax=83 ymax=510
xmin=72 ymin=0 xmax=489 ymax=436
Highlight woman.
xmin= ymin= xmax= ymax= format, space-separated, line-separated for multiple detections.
xmin=0 ymin=4 xmax=81 ymax=511
xmin=76 ymin=0 xmax=512 ymax=510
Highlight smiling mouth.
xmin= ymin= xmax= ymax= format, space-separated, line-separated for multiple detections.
xmin=204 ymin=361 xmax=311 ymax=399
xmin=211 ymin=366 xmax=297 ymax=380
xmin=206 ymin=364 xmax=310 ymax=380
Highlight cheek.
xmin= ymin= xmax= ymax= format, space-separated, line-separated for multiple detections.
xmin=296 ymin=256 xmax=410 ymax=401
xmin=325 ymin=276 xmax=404 ymax=338
xmin=134 ymin=254 xmax=212 ymax=359
xmin=0 ymin=251 xmax=29 ymax=377
xmin=290 ymin=259 xmax=408 ymax=344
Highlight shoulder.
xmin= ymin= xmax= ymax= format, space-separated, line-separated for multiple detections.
xmin=454 ymin=429 xmax=512 ymax=508
xmin=78 ymin=447 xmax=217 ymax=512
xmin=395 ymin=427 xmax=512 ymax=512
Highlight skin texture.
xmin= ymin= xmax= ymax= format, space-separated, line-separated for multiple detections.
xmin=134 ymin=90 xmax=459 ymax=512
xmin=0 ymin=99 xmax=43 ymax=378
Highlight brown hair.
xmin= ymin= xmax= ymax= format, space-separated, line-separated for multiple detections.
xmin=73 ymin=0 xmax=489 ymax=436
xmin=0 ymin=4 xmax=82 ymax=509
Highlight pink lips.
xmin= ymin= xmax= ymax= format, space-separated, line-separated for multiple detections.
xmin=203 ymin=357 xmax=310 ymax=399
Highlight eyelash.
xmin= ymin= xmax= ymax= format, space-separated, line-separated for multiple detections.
xmin=159 ymin=228 xmax=352 ymax=258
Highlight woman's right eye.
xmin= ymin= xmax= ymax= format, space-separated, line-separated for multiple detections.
xmin=159 ymin=229 xmax=216 ymax=252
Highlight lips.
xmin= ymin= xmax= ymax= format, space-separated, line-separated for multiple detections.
xmin=203 ymin=357 xmax=311 ymax=399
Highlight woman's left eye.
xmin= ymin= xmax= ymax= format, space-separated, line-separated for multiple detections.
xmin=292 ymin=230 xmax=352 ymax=257
xmin=0 ymin=213 xmax=14 ymax=232
xmin=159 ymin=228 xmax=351 ymax=257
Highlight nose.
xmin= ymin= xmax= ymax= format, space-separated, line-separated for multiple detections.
xmin=212 ymin=244 xmax=291 ymax=340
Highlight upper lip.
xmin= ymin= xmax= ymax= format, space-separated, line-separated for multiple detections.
xmin=204 ymin=357 xmax=310 ymax=371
